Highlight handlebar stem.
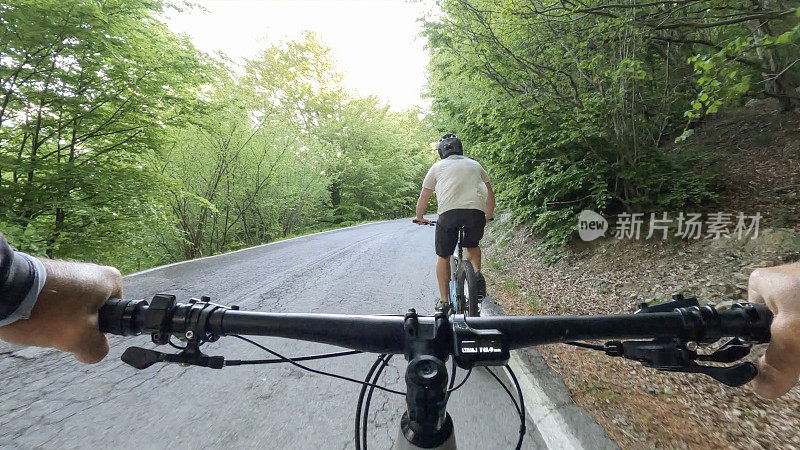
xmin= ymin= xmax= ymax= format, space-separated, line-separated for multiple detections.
xmin=399 ymin=309 xmax=455 ymax=448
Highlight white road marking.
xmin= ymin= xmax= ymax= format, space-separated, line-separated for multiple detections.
xmin=125 ymin=220 xmax=384 ymax=278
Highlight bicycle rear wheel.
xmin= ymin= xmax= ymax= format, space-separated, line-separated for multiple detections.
xmin=455 ymin=260 xmax=480 ymax=317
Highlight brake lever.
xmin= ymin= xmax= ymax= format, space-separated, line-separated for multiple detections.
xmin=696 ymin=337 xmax=751 ymax=363
xmin=118 ymin=295 xmax=236 ymax=370
xmin=121 ymin=340 xmax=225 ymax=370
xmin=602 ymin=338 xmax=758 ymax=387
xmin=676 ymin=362 xmax=757 ymax=387
xmin=121 ymin=347 xmax=167 ymax=369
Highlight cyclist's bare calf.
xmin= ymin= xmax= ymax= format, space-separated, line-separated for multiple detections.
xmin=464 ymin=246 xmax=481 ymax=271
xmin=436 ymin=256 xmax=450 ymax=304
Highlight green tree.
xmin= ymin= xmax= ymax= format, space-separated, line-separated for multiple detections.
xmin=0 ymin=0 xmax=209 ymax=266
xmin=1 ymin=9 xmax=436 ymax=271
xmin=160 ymin=74 xmax=330 ymax=259
xmin=325 ymin=97 xmax=434 ymax=223
xmin=424 ymin=0 xmax=798 ymax=245
xmin=159 ymin=33 xmax=434 ymax=258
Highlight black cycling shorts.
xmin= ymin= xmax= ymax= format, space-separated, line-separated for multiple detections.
xmin=435 ymin=209 xmax=486 ymax=258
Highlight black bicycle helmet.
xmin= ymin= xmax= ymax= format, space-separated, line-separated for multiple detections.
xmin=437 ymin=134 xmax=463 ymax=159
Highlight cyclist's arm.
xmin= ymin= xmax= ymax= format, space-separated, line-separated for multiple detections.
xmin=0 ymin=233 xmax=45 ymax=327
xmin=749 ymin=261 xmax=800 ymax=398
xmin=485 ymin=182 xmax=495 ymax=221
xmin=0 ymin=234 xmax=122 ymax=363
xmin=415 ymin=188 xmax=434 ymax=222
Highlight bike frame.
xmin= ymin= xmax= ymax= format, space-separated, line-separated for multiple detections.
xmin=448 ymin=226 xmax=467 ymax=312
xmin=416 ymin=217 xmax=486 ymax=315
xmin=413 ymin=219 xmax=468 ymax=313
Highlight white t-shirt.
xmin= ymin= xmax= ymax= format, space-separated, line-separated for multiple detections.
xmin=422 ymin=155 xmax=490 ymax=214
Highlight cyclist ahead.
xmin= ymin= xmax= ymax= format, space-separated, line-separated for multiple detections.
xmin=414 ymin=134 xmax=495 ymax=309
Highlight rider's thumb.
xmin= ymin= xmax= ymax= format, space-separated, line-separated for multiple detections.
xmin=752 ymin=316 xmax=800 ymax=399
xmin=73 ymin=329 xmax=110 ymax=364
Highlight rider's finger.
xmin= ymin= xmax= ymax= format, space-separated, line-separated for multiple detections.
xmin=747 ymin=269 xmax=765 ymax=304
xmin=753 ymin=314 xmax=800 ymax=398
xmin=104 ymin=266 xmax=123 ymax=300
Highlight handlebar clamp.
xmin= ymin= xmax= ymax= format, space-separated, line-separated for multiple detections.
xmin=103 ymin=294 xmax=235 ymax=370
xmin=451 ymin=315 xmax=509 ymax=369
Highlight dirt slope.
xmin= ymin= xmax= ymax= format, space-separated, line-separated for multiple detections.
xmin=485 ymin=100 xmax=800 ymax=449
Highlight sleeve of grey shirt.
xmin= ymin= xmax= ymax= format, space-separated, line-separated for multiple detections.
xmin=422 ymin=164 xmax=437 ymax=190
xmin=478 ymin=163 xmax=490 ymax=183
xmin=0 ymin=234 xmax=47 ymax=327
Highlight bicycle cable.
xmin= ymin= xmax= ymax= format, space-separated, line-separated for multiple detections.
xmin=231 ymin=335 xmax=405 ymax=395
xmin=505 ymin=364 xmax=527 ymax=450
xmin=226 ymin=350 xmax=362 ymax=365
xmin=361 ymin=354 xmax=394 ymax=450
xmin=355 ymin=354 xmax=390 ymax=450
xmin=228 ymin=335 xmax=477 ymax=448
xmin=448 ymin=366 xmax=472 ymax=394
xmin=486 ymin=365 xmax=526 ymax=450
xmin=193 ymin=334 xmax=488 ymax=447
xmin=565 ymin=341 xmax=606 ymax=351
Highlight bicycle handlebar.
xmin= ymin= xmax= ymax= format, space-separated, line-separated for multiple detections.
xmin=412 ymin=219 xmax=436 ymax=226
xmin=98 ymin=295 xmax=772 ymax=448
xmin=100 ymin=296 xmax=771 ymax=355
xmin=413 ymin=218 xmax=494 ymax=225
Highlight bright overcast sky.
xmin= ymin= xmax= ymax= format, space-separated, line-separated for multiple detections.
xmin=164 ymin=0 xmax=436 ymax=111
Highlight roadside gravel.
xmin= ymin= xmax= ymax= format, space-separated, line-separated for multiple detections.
xmin=483 ymin=223 xmax=800 ymax=449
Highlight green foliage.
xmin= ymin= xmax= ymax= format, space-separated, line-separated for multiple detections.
xmin=680 ymin=17 xmax=800 ymax=136
xmin=484 ymin=256 xmax=506 ymax=270
xmin=425 ymin=0 xmax=798 ymax=246
xmin=0 ymin=0 xmax=209 ymax=270
xmin=501 ymin=277 xmax=519 ymax=295
xmin=154 ymin=33 xmax=435 ymax=260
xmin=526 ymin=294 xmax=545 ymax=312
xmin=0 ymin=5 xmax=435 ymax=271
xmin=325 ymin=98 xmax=434 ymax=223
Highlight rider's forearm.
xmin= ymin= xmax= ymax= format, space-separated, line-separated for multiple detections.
xmin=486 ymin=191 xmax=495 ymax=217
xmin=416 ymin=195 xmax=428 ymax=219
xmin=416 ymin=188 xmax=434 ymax=220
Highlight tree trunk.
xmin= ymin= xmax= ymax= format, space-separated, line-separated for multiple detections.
xmin=749 ymin=3 xmax=799 ymax=110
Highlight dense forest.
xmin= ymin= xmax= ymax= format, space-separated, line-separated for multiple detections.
xmin=1 ymin=0 xmax=798 ymax=272
xmin=0 ymin=0 xmax=434 ymax=272
xmin=425 ymin=0 xmax=799 ymax=244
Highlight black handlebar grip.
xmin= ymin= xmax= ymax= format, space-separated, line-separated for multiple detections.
xmin=735 ymin=302 xmax=773 ymax=343
xmin=98 ymin=298 xmax=147 ymax=336
xmin=98 ymin=298 xmax=127 ymax=334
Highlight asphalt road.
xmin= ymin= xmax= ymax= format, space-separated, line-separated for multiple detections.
xmin=0 ymin=218 xmax=547 ymax=449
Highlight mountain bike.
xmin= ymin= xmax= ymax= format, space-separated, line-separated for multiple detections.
xmin=99 ymin=293 xmax=772 ymax=449
xmin=413 ymin=219 xmax=480 ymax=316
